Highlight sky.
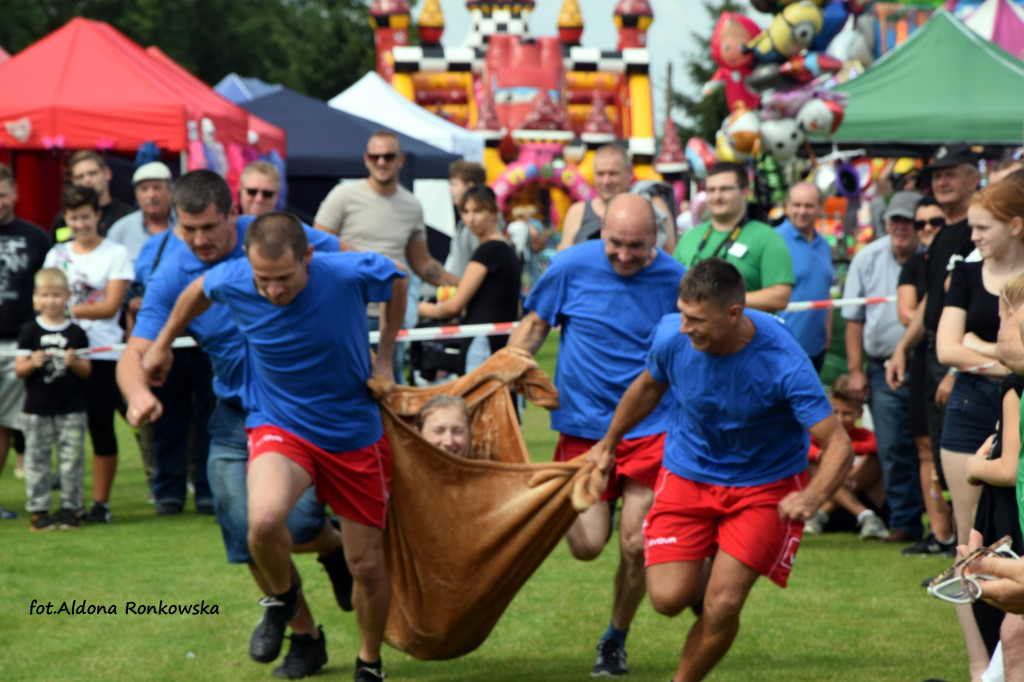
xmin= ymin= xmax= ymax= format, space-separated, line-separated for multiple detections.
xmin=435 ymin=0 xmax=753 ymax=133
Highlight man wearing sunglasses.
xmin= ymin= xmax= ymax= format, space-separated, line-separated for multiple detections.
xmin=314 ymin=131 xmax=458 ymax=382
xmin=239 ymin=161 xmax=281 ymax=216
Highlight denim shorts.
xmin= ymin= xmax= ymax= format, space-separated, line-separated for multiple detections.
xmin=206 ymin=400 xmax=327 ymax=564
xmin=940 ymin=372 xmax=1002 ymax=453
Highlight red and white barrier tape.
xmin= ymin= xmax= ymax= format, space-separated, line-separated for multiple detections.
xmin=4 ymin=336 xmax=198 ymax=358
xmin=1 ymin=296 xmax=898 ymax=358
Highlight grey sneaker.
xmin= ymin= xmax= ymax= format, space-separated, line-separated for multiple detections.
xmin=591 ymin=639 xmax=627 ymax=677
xmin=804 ymin=510 xmax=828 ymax=536
xmin=858 ymin=511 xmax=890 ymax=540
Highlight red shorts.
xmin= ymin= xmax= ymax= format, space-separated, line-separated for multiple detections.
xmin=247 ymin=426 xmax=392 ymax=530
xmin=642 ymin=468 xmax=808 ymax=588
xmin=555 ymin=432 xmax=665 ymax=501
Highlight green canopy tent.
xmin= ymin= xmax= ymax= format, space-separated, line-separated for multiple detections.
xmin=819 ymin=9 xmax=1024 ymax=156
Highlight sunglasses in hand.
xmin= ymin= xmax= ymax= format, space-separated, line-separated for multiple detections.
xmin=927 ymin=535 xmax=1019 ymax=604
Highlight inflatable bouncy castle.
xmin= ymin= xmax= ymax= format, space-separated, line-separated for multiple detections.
xmin=368 ymin=0 xmax=670 ymax=229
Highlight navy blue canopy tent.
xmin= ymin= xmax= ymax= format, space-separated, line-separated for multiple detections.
xmin=234 ymin=87 xmax=460 ymax=221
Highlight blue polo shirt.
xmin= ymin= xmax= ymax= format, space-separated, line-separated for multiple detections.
xmin=775 ymin=220 xmax=834 ymax=358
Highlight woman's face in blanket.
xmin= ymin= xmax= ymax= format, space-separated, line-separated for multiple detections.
xmin=421 ymin=406 xmax=471 ymax=458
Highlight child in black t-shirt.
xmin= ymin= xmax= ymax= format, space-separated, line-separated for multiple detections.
xmin=14 ymin=268 xmax=91 ymax=531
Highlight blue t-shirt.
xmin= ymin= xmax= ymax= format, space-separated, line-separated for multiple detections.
xmin=524 ymin=240 xmax=686 ymax=440
xmin=647 ymin=309 xmax=832 ymax=486
xmin=204 ymin=251 xmax=403 ymax=451
xmin=132 ymin=217 xmax=339 ymax=403
xmin=775 ymin=220 xmax=834 ymax=358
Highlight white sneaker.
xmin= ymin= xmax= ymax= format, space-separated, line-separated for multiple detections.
xmin=858 ymin=511 xmax=890 ymax=540
xmin=805 ymin=510 xmax=828 ymax=536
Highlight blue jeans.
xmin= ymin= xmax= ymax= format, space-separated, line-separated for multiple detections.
xmin=151 ymin=348 xmax=213 ymax=508
xmin=867 ymin=358 xmax=924 ymax=537
xmin=206 ymin=400 xmax=327 ymax=564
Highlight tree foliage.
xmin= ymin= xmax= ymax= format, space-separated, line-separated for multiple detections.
xmin=0 ymin=0 xmax=377 ymax=100
xmin=670 ymin=0 xmax=747 ymax=144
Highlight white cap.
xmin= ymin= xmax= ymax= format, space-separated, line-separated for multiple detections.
xmin=132 ymin=161 xmax=172 ymax=185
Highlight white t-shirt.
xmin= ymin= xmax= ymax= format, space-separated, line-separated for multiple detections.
xmin=44 ymin=239 xmax=133 ymax=360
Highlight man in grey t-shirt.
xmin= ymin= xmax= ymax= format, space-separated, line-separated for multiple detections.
xmin=314 ymin=130 xmax=458 ymax=380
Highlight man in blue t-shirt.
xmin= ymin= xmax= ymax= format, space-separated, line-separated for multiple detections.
xmin=507 ymin=193 xmax=686 ymax=677
xmin=142 ymin=212 xmax=406 ymax=682
xmin=584 ymin=258 xmax=852 ymax=682
xmin=116 ymin=171 xmax=356 ymax=680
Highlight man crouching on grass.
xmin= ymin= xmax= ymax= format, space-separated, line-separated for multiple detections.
xmin=585 ymin=258 xmax=853 ymax=682
xmin=143 ymin=213 xmax=405 ymax=682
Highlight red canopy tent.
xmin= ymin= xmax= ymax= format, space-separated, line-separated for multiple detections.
xmin=0 ymin=18 xmax=286 ymax=226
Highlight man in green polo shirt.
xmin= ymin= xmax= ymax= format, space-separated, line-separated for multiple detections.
xmin=674 ymin=162 xmax=794 ymax=312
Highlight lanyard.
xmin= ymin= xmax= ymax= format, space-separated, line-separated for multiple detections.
xmin=690 ymin=218 xmax=747 ymax=267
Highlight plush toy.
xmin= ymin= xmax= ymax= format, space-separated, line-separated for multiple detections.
xmin=745 ymin=1 xmax=824 ymax=63
xmin=703 ymin=13 xmax=763 ymax=112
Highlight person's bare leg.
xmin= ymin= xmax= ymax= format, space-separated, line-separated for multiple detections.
xmin=92 ymin=454 xmax=116 ymax=503
xmin=609 ymin=479 xmax=654 ymax=631
xmin=339 ymin=517 xmax=389 ymax=663
xmin=941 ymin=448 xmax=988 ymax=678
xmin=1001 ymin=613 xmax=1024 ymax=682
xmin=566 ymin=497 xmax=611 ymax=560
xmin=293 ymin=518 xmax=343 ymax=556
xmin=917 ymin=435 xmax=951 ymax=541
xmin=658 ymin=551 xmax=760 ymax=682
xmin=247 ymin=453 xmax=313 ymax=595
xmin=830 ymin=486 xmax=868 ymax=517
xmin=246 ymin=561 xmax=316 ymax=636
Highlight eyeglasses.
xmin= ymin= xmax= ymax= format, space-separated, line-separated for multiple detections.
xmin=927 ymin=535 xmax=1019 ymax=604
xmin=706 ymin=185 xmax=741 ymax=195
xmin=366 ymin=153 xmax=398 ymax=163
xmin=244 ymin=188 xmax=276 ymax=199
xmin=913 ymin=217 xmax=946 ymax=231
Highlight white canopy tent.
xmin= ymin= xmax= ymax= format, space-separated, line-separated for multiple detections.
xmin=329 ymin=72 xmax=484 ymax=163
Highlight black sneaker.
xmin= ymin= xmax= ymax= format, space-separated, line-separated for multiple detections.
xmin=251 ymin=583 xmax=301 ymax=663
xmin=273 ymin=625 xmax=327 ymax=679
xmin=317 ymin=546 xmax=354 ymax=612
xmin=30 ymin=511 xmax=57 ymax=532
xmin=155 ymin=501 xmax=183 ymax=516
xmin=354 ymin=660 xmax=386 ymax=681
xmin=591 ymin=639 xmax=627 ymax=677
xmin=901 ymin=532 xmax=956 ymax=557
xmin=84 ymin=502 xmax=111 ymax=524
xmin=57 ymin=508 xmax=81 ymax=530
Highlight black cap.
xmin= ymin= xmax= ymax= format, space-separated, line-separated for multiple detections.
xmin=925 ymin=143 xmax=981 ymax=171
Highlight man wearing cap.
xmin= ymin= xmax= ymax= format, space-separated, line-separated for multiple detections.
xmin=51 ymin=151 xmax=134 ymax=243
xmin=845 ymin=191 xmax=926 ymax=544
xmin=106 ymin=161 xmax=177 ymax=263
xmin=886 ymin=145 xmax=981 ymax=551
xmin=776 ymin=182 xmax=834 ymax=372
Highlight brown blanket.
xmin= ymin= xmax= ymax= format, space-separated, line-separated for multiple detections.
xmin=369 ymin=347 xmax=604 ymax=660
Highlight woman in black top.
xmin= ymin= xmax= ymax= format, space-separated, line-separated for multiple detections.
xmin=936 ymin=181 xmax=1024 ymax=675
xmin=418 ymin=185 xmax=521 ymax=374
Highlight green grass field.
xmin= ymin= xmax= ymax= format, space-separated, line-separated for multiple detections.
xmin=0 ymin=337 xmax=969 ymax=681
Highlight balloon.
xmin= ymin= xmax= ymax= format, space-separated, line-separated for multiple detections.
xmin=745 ymin=1 xmax=824 ymax=64
xmin=778 ymin=53 xmax=844 ymax=83
xmin=746 ymin=63 xmax=786 ymax=95
xmin=835 ymin=162 xmax=861 ymax=198
xmin=685 ymin=137 xmax=718 ymax=180
xmin=809 ymin=0 xmax=850 ymax=52
xmin=703 ymin=13 xmax=763 ymax=112
xmin=759 ymin=119 xmax=805 ymax=164
xmin=797 ymin=98 xmax=844 ymax=136
xmin=813 ymin=164 xmax=838 ymax=197
xmin=721 ymin=104 xmax=761 ymax=161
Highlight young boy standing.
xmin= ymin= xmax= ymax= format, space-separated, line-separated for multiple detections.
xmin=15 ymin=268 xmax=91 ymax=531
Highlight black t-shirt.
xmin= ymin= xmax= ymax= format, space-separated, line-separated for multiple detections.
xmin=463 ymin=239 xmax=521 ymax=354
xmin=944 ymin=260 xmax=999 ymax=343
xmin=50 ymin=197 xmax=134 ymax=243
xmin=924 ymin=218 xmax=974 ymax=332
xmin=0 ymin=218 xmax=50 ymax=339
xmin=17 ymin=317 xmax=90 ymax=415
xmin=899 ymin=251 xmax=928 ymax=302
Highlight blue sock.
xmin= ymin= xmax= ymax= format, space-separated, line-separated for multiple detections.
xmin=600 ymin=622 xmax=629 ymax=646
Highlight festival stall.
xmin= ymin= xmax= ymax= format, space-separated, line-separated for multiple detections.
xmin=829 ymin=9 xmax=1024 ymax=154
